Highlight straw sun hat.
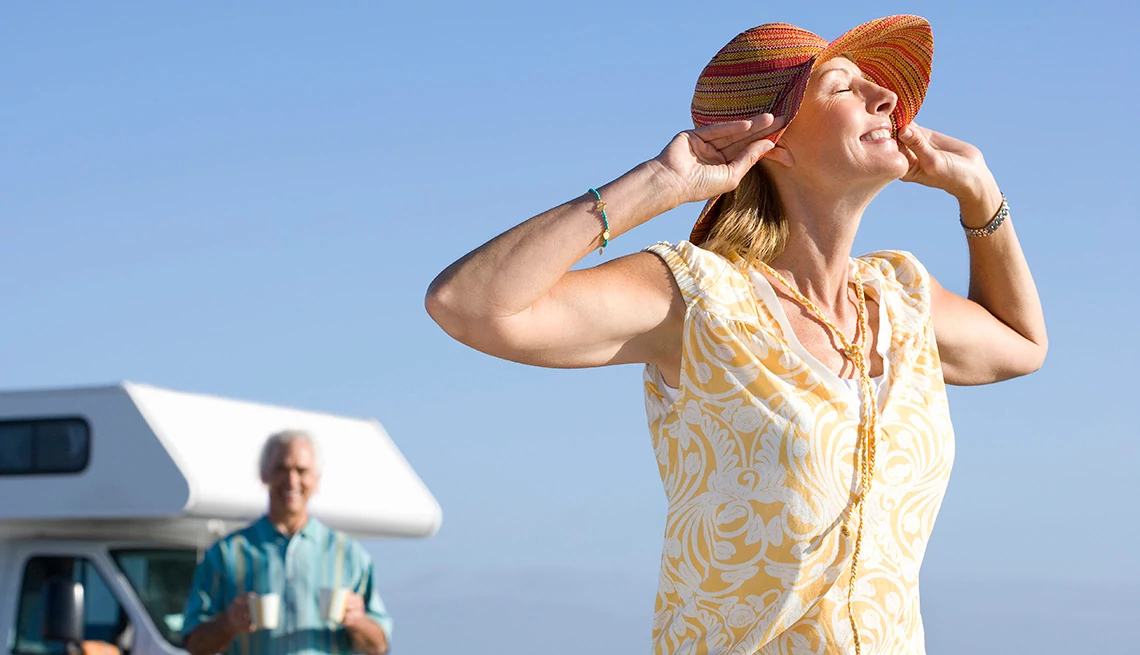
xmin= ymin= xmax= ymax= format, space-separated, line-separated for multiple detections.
xmin=688 ymin=15 xmax=934 ymax=244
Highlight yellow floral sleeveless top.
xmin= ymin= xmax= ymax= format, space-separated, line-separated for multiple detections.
xmin=642 ymin=241 xmax=955 ymax=655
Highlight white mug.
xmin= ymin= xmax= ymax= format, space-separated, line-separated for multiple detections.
xmin=250 ymin=593 xmax=281 ymax=630
xmin=319 ymin=588 xmax=349 ymax=623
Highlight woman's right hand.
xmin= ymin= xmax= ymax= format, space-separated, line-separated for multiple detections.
xmin=652 ymin=113 xmax=786 ymax=206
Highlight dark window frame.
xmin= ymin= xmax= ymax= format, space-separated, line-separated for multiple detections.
xmin=12 ymin=554 xmax=129 ymax=655
xmin=0 ymin=416 xmax=91 ymax=476
xmin=109 ymin=547 xmax=201 ymax=648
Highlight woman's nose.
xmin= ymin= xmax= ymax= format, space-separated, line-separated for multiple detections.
xmin=873 ymin=86 xmax=898 ymax=117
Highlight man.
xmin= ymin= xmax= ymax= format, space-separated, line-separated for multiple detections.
xmin=182 ymin=430 xmax=391 ymax=655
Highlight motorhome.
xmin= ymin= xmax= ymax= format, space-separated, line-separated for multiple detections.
xmin=0 ymin=382 xmax=441 ymax=655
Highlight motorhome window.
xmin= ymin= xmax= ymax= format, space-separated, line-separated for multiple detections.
xmin=14 ymin=556 xmax=129 ymax=655
xmin=0 ymin=423 xmax=33 ymax=472
xmin=0 ymin=418 xmax=89 ymax=475
xmin=111 ymin=548 xmax=199 ymax=648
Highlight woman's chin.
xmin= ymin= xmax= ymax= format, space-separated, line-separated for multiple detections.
xmin=875 ymin=154 xmax=910 ymax=181
xmin=842 ymin=151 xmax=908 ymax=184
xmin=853 ymin=164 xmax=908 ymax=186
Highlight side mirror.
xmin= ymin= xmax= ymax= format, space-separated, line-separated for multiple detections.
xmin=42 ymin=579 xmax=84 ymax=643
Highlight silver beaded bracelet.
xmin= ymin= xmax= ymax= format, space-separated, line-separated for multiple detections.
xmin=961 ymin=194 xmax=1009 ymax=238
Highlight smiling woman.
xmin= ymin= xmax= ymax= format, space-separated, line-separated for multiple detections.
xmin=425 ymin=14 xmax=1046 ymax=655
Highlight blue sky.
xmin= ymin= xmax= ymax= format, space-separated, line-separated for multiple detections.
xmin=2 ymin=1 xmax=1138 ymax=653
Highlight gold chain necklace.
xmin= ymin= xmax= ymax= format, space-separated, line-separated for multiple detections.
xmin=757 ymin=260 xmax=879 ymax=655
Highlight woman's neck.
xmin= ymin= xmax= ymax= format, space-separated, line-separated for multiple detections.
xmin=766 ymin=179 xmax=879 ymax=313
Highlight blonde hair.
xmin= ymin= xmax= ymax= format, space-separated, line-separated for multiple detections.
xmin=698 ymin=163 xmax=788 ymax=266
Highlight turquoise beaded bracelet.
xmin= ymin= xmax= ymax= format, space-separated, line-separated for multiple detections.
xmin=588 ymin=188 xmax=611 ymax=255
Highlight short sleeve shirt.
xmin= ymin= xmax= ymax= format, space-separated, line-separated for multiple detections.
xmin=182 ymin=516 xmax=393 ymax=655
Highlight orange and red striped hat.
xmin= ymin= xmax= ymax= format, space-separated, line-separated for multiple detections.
xmin=688 ymin=15 xmax=933 ymax=244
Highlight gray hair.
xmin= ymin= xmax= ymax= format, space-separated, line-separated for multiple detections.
xmin=258 ymin=429 xmax=322 ymax=482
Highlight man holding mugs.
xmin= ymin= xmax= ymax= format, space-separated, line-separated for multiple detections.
xmin=182 ymin=430 xmax=392 ymax=655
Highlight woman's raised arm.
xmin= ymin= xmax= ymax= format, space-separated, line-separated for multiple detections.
xmin=897 ymin=123 xmax=1048 ymax=385
xmin=424 ymin=115 xmax=783 ymax=371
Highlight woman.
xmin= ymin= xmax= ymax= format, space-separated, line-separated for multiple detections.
xmin=425 ymin=15 xmax=1046 ymax=655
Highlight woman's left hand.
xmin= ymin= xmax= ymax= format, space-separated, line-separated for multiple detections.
xmin=896 ymin=122 xmax=996 ymax=201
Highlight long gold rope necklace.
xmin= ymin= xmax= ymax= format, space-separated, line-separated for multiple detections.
xmin=757 ymin=260 xmax=879 ymax=655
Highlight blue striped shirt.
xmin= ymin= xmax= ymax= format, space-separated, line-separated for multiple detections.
xmin=182 ymin=516 xmax=393 ymax=655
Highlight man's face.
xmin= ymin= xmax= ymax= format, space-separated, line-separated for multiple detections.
xmin=265 ymin=439 xmax=319 ymax=516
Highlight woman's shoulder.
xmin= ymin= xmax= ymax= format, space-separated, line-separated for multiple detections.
xmin=857 ymin=249 xmax=932 ymax=291
xmin=644 ymin=239 xmax=734 ymax=276
xmin=857 ymin=249 xmax=935 ymax=319
xmin=643 ymin=240 xmax=753 ymax=311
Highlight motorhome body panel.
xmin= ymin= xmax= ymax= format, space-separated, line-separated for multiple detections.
xmin=0 ymin=383 xmax=441 ymax=538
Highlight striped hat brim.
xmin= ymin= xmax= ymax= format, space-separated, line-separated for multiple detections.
xmin=689 ymin=15 xmax=933 ymax=245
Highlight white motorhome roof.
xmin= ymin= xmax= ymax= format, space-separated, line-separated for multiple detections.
xmin=0 ymin=383 xmax=441 ymax=540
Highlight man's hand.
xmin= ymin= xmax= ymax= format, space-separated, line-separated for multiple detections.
xmin=223 ymin=594 xmax=257 ymax=634
xmin=184 ymin=594 xmax=255 ymax=655
xmin=341 ymin=592 xmax=366 ymax=626
xmin=342 ymin=592 xmax=388 ymax=655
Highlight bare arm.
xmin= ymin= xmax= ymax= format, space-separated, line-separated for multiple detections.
xmin=426 ymin=164 xmax=685 ymax=369
xmin=898 ymin=125 xmax=1047 ymax=385
xmin=425 ymin=115 xmax=783 ymax=370
xmin=930 ymin=185 xmax=1047 ymax=385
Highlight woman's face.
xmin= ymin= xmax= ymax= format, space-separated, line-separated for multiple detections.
xmin=768 ymin=56 xmax=909 ymax=187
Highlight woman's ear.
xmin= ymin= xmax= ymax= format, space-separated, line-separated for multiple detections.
xmin=762 ymin=140 xmax=794 ymax=169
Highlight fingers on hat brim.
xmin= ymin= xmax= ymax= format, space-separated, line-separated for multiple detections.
xmin=689 ymin=70 xmax=806 ymax=245
xmin=688 ymin=122 xmax=791 ymax=245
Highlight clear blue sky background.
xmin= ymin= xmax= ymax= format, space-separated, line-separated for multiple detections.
xmin=2 ymin=1 xmax=1137 ymax=653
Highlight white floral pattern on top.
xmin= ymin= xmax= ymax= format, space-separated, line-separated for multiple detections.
xmin=642 ymin=241 xmax=955 ymax=655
